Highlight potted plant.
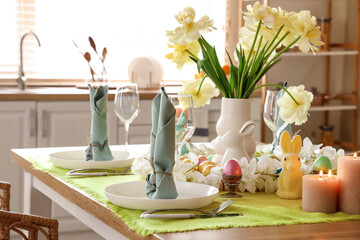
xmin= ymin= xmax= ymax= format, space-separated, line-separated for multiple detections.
xmin=166 ymin=3 xmax=319 ymax=163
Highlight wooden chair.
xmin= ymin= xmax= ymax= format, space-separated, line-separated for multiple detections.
xmin=0 ymin=181 xmax=10 ymax=211
xmin=0 ymin=181 xmax=59 ymax=240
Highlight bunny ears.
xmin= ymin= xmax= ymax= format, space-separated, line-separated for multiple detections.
xmin=280 ymin=131 xmax=302 ymax=155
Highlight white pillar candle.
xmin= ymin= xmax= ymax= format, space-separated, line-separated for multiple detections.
xmin=302 ymin=170 xmax=338 ymax=213
xmin=338 ymin=153 xmax=360 ymax=214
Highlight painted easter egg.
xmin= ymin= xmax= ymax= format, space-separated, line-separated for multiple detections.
xmin=198 ymin=161 xmax=216 ymax=176
xmin=313 ymin=156 xmax=332 ymax=173
xmin=223 ymin=159 xmax=242 ymax=176
xmin=197 ymin=156 xmax=208 ymax=166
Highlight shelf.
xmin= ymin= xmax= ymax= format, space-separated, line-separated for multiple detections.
xmin=309 ymin=105 xmax=357 ymax=112
xmin=282 ymin=50 xmax=358 ymax=57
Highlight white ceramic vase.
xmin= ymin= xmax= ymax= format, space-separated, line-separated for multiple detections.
xmin=212 ymin=98 xmax=257 ymax=165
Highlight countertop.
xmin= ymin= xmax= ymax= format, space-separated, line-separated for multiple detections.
xmin=0 ymin=86 xmax=177 ymax=101
xmin=0 ymin=86 xmax=261 ymax=101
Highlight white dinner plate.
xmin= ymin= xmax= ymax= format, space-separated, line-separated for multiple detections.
xmin=49 ymin=150 xmax=135 ymax=169
xmin=104 ymin=181 xmax=219 ymax=210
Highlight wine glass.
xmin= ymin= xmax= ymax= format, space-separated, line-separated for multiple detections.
xmin=263 ymin=90 xmax=278 ymax=147
xmin=169 ymin=95 xmax=196 ymax=161
xmin=114 ymin=83 xmax=140 ymax=151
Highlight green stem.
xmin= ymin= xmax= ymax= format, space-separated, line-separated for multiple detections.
xmin=185 ymin=49 xmax=199 ymax=60
xmin=265 ymin=35 xmax=301 ymax=65
xmin=196 ymin=74 xmax=207 ymax=95
xmin=239 ymin=20 xmax=262 ymax=98
xmin=253 ymin=83 xmax=299 ymax=105
xmin=243 ymin=35 xmax=301 ymax=97
xmin=263 ymin=25 xmax=285 ymax=57
xmin=184 ymin=165 xmax=197 ymax=174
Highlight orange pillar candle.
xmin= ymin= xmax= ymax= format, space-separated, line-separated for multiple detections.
xmin=302 ymin=170 xmax=338 ymax=213
xmin=338 ymin=153 xmax=360 ymax=214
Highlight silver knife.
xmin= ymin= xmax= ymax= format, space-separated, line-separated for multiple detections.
xmin=140 ymin=213 xmax=242 ymax=219
xmin=66 ymin=168 xmax=134 ymax=176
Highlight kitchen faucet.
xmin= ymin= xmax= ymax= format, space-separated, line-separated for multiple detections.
xmin=17 ymin=31 xmax=41 ymax=90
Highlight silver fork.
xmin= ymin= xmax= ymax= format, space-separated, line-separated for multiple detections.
xmin=140 ymin=200 xmax=234 ymax=217
xmin=66 ymin=167 xmax=133 ymax=176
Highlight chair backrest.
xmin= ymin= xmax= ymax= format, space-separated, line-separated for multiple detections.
xmin=0 ymin=181 xmax=58 ymax=240
xmin=0 ymin=210 xmax=59 ymax=240
xmin=0 ymin=181 xmax=10 ymax=211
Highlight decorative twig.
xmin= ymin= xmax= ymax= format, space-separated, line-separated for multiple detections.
xmin=73 ymin=37 xmax=108 ymax=82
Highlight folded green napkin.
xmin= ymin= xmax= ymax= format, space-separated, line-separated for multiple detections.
xmin=274 ymin=82 xmax=292 ymax=148
xmin=146 ymin=87 xmax=178 ymax=199
xmin=86 ymin=84 xmax=114 ymax=161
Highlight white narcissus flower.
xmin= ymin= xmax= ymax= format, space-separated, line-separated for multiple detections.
xmin=261 ymin=175 xmax=278 ymax=193
xmin=188 ymin=171 xmax=205 ymax=183
xmin=179 ymin=77 xmax=219 ymax=108
xmin=165 ymin=41 xmax=200 ymax=70
xmin=299 ymin=137 xmax=322 ymax=161
xmin=256 ymin=144 xmax=273 ymax=154
xmin=166 ymin=7 xmax=216 ymax=45
xmin=204 ymin=166 xmax=223 ymax=188
xmin=287 ymin=10 xmax=324 ymax=53
xmin=173 ymin=158 xmax=194 ymax=181
xmin=244 ymin=1 xmax=276 ymax=28
xmin=238 ymin=2 xmax=323 ymax=57
xmin=257 ymin=154 xmax=281 ymax=173
xmin=238 ymin=157 xmax=259 ymax=193
xmin=131 ymin=154 xmax=152 ymax=178
xmin=204 ymin=171 xmax=222 ymax=188
xmin=277 ymin=85 xmax=313 ymax=125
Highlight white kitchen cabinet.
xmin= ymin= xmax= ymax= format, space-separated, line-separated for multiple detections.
xmin=36 ymin=101 xmax=116 ymax=238
xmin=0 ymin=102 xmax=36 ymax=213
xmin=0 ymin=100 xmax=116 ymax=239
xmin=37 ymin=101 xmax=117 ymax=147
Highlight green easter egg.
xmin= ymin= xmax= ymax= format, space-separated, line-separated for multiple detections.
xmin=313 ymin=156 xmax=332 ymax=173
xmin=180 ymin=143 xmax=193 ymax=155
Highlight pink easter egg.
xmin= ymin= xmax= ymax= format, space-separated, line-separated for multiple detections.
xmin=223 ymin=159 xmax=242 ymax=176
xmin=197 ymin=156 xmax=208 ymax=166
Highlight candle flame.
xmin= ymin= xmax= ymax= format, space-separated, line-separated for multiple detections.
xmin=355 ymin=153 xmax=358 ymax=160
xmin=319 ymin=170 xmax=323 ymax=180
xmin=328 ymin=170 xmax=332 ymax=178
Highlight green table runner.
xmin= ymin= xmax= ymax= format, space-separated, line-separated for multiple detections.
xmin=29 ymin=156 xmax=360 ymax=237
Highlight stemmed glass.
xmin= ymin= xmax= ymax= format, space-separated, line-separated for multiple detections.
xmin=263 ymin=90 xmax=278 ymax=147
xmin=169 ymin=95 xmax=196 ymax=161
xmin=114 ymin=83 xmax=140 ymax=151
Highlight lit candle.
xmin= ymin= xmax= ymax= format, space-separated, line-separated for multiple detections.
xmin=302 ymin=170 xmax=338 ymax=213
xmin=338 ymin=153 xmax=360 ymax=214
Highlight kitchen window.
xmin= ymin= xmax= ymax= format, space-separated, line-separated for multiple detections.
xmin=0 ymin=0 xmax=226 ymax=83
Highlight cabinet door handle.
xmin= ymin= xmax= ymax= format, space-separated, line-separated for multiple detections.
xmin=42 ymin=110 xmax=46 ymax=138
xmin=29 ymin=108 xmax=36 ymax=137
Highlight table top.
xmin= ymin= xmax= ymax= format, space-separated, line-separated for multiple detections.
xmin=11 ymin=146 xmax=360 ymax=240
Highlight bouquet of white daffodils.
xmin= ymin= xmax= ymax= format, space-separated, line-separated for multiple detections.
xmin=132 ymin=139 xmax=344 ymax=194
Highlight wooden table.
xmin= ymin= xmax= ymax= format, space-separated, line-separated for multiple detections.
xmin=11 ymin=146 xmax=360 ymax=240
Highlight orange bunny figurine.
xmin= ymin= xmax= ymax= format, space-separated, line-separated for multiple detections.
xmin=276 ymin=131 xmax=304 ymax=199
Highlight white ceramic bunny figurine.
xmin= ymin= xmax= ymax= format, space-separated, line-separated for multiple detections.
xmin=221 ymin=120 xmax=256 ymax=166
xmin=276 ymin=130 xmax=304 ymax=199
xmin=211 ymin=136 xmax=226 ymax=164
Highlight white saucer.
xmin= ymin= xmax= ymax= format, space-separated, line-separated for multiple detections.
xmin=104 ymin=181 xmax=219 ymax=210
xmin=49 ymin=150 xmax=134 ymax=169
